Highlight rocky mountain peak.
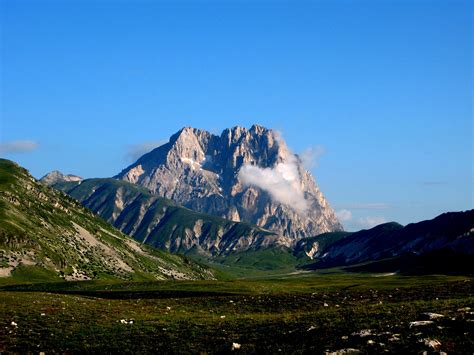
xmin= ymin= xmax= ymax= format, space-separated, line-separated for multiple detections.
xmin=40 ymin=170 xmax=82 ymax=185
xmin=115 ymin=125 xmax=343 ymax=238
xmin=167 ymin=127 xmax=211 ymax=162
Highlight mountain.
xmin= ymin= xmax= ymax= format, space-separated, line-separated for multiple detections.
xmin=0 ymin=159 xmax=214 ymax=281
xmin=293 ymin=231 xmax=352 ymax=260
xmin=52 ymin=178 xmax=291 ymax=256
xmin=115 ymin=125 xmax=342 ymax=238
xmin=305 ymin=210 xmax=474 ymax=272
xmin=44 ymin=167 xmax=473 ymax=275
xmin=40 ymin=170 xmax=82 ymax=185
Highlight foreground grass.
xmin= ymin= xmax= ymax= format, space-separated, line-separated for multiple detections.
xmin=0 ymin=274 xmax=473 ymax=353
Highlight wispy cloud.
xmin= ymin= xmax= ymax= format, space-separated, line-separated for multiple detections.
xmin=0 ymin=140 xmax=39 ymax=153
xmin=298 ymin=145 xmax=325 ymax=169
xmin=238 ymin=131 xmax=308 ymax=213
xmin=125 ymin=140 xmax=167 ymax=162
xmin=336 ymin=208 xmax=387 ymax=230
xmin=356 ymin=216 xmax=387 ymax=229
xmin=337 ymin=203 xmax=391 ymax=210
xmin=336 ymin=209 xmax=353 ymax=222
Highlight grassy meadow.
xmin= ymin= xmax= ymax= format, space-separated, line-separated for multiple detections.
xmin=1 ymin=272 xmax=473 ymax=353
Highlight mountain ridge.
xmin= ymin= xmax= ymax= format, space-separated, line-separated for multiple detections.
xmin=303 ymin=210 xmax=474 ymax=272
xmin=52 ymin=177 xmax=293 ymax=256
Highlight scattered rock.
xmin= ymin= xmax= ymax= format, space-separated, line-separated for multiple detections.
xmin=421 ymin=338 xmax=441 ymax=350
xmin=421 ymin=312 xmax=444 ymax=320
xmin=389 ymin=334 xmax=400 ymax=342
xmin=351 ymin=329 xmax=373 ymax=337
xmin=409 ymin=321 xmax=433 ymax=327
xmin=231 ymin=342 xmax=241 ymax=351
xmin=119 ymin=319 xmax=134 ymax=325
xmin=325 ymin=349 xmax=361 ymax=355
xmin=324 ymin=303 xmax=329 ymax=307
xmin=10 ymin=321 xmax=17 ymax=327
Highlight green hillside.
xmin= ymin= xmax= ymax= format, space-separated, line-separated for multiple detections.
xmin=0 ymin=159 xmax=214 ymax=282
xmin=53 ymin=178 xmax=281 ymax=256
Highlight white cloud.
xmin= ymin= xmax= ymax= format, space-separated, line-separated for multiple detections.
xmin=298 ymin=145 xmax=325 ymax=169
xmin=126 ymin=140 xmax=167 ymax=162
xmin=356 ymin=216 xmax=387 ymax=229
xmin=238 ymin=132 xmax=308 ymax=213
xmin=338 ymin=203 xmax=391 ymax=210
xmin=335 ymin=208 xmax=387 ymax=231
xmin=0 ymin=140 xmax=39 ymax=153
xmin=336 ymin=209 xmax=353 ymax=222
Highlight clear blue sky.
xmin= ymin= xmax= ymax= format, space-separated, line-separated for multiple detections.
xmin=1 ymin=0 xmax=472 ymax=230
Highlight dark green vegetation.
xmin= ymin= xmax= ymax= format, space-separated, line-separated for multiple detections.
xmin=1 ymin=274 xmax=473 ymax=353
xmin=293 ymin=231 xmax=352 ymax=259
xmin=189 ymin=247 xmax=309 ymax=279
xmin=0 ymin=159 xmax=213 ymax=281
xmin=305 ymin=211 xmax=474 ymax=274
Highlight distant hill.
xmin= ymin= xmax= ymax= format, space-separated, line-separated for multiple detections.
xmin=0 ymin=159 xmax=214 ymax=282
xmin=304 ymin=210 xmax=474 ymax=274
xmin=293 ymin=231 xmax=352 ymax=260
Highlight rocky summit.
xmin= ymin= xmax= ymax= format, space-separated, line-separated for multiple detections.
xmin=116 ymin=124 xmax=342 ymax=238
xmin=40 ymin=170 xmax=82 ymax=185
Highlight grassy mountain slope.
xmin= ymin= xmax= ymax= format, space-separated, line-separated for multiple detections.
xmin=0 ymin=159 xmax=214 ymax=282
xmin=344 ymin=249 xmax=474 ymax=275
xmin=52 ymin=178 xmax=288 ymax=256
xmin=293 ymin=231 xmax=353 ymax=260
xmin=304 ymin=211 xmax=474 ymax=273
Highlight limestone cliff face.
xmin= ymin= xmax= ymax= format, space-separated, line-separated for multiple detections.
xmin=116 ymin=125 xmax=342 ymax=238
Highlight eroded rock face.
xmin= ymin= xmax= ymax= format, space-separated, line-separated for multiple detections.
xmin=40 ymin=171 xmax=82 ymax=185
xmin=116 ymin=124 xmax=342 ymax=238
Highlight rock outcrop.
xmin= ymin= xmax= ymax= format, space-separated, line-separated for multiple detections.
xmin=40 ymin=170 xmax=82 ymax=185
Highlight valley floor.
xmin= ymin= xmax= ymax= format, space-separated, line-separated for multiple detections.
xmin=0 ymin=274 xmax=473 ymax=354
